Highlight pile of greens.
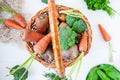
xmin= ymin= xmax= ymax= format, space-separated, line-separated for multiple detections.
xmin=86 ymin=64 xmax=120 ymax=80
xmin=84 ymin=0 xmax=116 ymax=15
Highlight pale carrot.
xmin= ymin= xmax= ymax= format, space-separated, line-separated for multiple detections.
xmin=22 ymin=29 xmax=44 ymax=42
xmin=98 ymin=24 xmax=111 ymax=42
xmin=79 ymin=31 xmax=88 ymax=53
xmin=35 ymin=16 xmax=49 ymax=34
xmin=33 ymin=33 xmax=51 ymax=54
xmin=4 ymin=19 xmax=24 ymax=30
xmin=48 ymin=0 xmax=65 ymax=77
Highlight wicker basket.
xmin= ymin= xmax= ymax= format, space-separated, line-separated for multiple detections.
xmin=25 ymin=5 xmax=92 ymax=68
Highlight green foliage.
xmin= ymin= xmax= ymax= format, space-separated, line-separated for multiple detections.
xmin=41 ymin=0 xmax=48 ymax=4
xmin=86 ymin=67 xmax=100 ymax=80
xmin=72 ymin=19 xmax=87 ymax=33
xmin=84 ymin=0 xmax=116 ymax=15
xmin=86 ymin=64 xmax=120 ymax=80
xmin=59 ymin=26 xmax=77 ymax=50
xmin=10 ymin=65 xmax=28 ymax=80
xmin=44 ymin=72 xmax=68 ymax=80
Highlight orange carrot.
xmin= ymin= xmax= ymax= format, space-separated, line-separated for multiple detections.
xmin=4 ymin=19 xmax=24 ymax=30
xmin=98 ymin=24 xmax=111 ymax=42
xmin=0 ymin=4 xmax=26 ymax=28
xmin=98 ymin=24 xmax=113 ymax=62
xmin=48 ymin=0 xmax=65 ymax=77
xmin=79 ymin=31 xmax=88 ymax=53
xmin=33 ymin=33 xmax=51 ymax=54
xmin=22 ymin=29 xmax=44 ymax=42
xmin=13 ymin=13 xmax=27 ymax=28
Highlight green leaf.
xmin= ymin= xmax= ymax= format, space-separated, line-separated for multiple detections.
xmin=99 ymin=64 xmax=120 ymax=80
xmin=86 ymin=67 xmax=100 ymax=80
xmin=41 ymin=0 xmax=48 ymax=4
xmin=97 ymin=69 xmax=110 ymax=80
xmin=72 ymin=19 xmax=87 ymax=33
xmin=10 ymin=65 xmax=28 ymax=80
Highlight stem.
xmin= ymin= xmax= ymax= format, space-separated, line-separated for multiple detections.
xmin=7 ymin=53 xmax=36 ymax=76
xmin=0 ymin=18 xmax=5 ymax=23
xmin=108 ymin=41 xmax=113 ymax=62
xmin=68 ymin=52 xmax=84 ymax=78
xmin=60 ymin=10 xmax=84 ymax=18
xmin=0 ymin=4 xmax=15 ymax=15
xmin=19 ymin=57 xmax=35 ymax=80
xmin=75 ymin=52 xmax=84 ymax=80
xmin=6 ymin=67 xmax=11 ymax=70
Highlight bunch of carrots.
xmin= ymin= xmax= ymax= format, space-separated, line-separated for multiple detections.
xmin=0 ymin=2 xmax=26 ymax=30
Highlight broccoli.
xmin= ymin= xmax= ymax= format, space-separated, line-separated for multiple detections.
xmin=72 ymin=19 xmax=87 ymax=33
xmin=66 ymin=15 xmax=77 ymax=27
xmin=59 ymin=26 xmax=77 ymax=50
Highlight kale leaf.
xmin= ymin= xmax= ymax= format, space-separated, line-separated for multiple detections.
xmin=59 ymin=26 xmax=77 ymax=50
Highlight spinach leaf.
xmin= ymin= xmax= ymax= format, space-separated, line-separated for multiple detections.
xmin=59 ymin=26 xmax=77 ymax=50
xmin=99 ymin=64 xmax=120 ymax=80
xmin=97 ymin=69 xmax=110 ymax=80
xmin=86 ymin=67 xmax=100 ymax=80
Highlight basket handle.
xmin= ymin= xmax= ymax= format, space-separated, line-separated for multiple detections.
xmin=48 ymin=0 xmax=65 ymax=78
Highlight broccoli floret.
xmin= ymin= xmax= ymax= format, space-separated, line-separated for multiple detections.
xmin=59 ymin=26 xmax=77 ymax=50
xmin=72 ymin=19 xmax=87 ymax=33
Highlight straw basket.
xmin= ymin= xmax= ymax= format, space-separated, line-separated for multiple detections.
xmin=25 ymin=5 xmax=92 ymax=68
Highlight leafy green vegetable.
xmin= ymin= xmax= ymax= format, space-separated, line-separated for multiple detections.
xmin=97 ymin=69 xmax=110 ymax=80
xmin=66 ymin=15 xmax=77 ymax=27
xmin=7 ymin=53 xmax=36 ymax=80
xmin=9 ymin=65 xmax=28 ymax=80
xmin=59 ymin=26 xmax=77 ymax=50
xmin=86 ymin=67 xmax=99 ymax=80
xmin=41 ymin=0 xmax=48 ymax=4
xmin=99 ymin=64 xmax=120 ymax=80
xmin=72 ymin=19 xmax=87 ymax=33
xmin=84 ymin=0 xmax=116 ymax=15
xmin=86 ymin=64 xmax=120 ymax=80
xmin=44 ymin=72 xmax=68 ymax=80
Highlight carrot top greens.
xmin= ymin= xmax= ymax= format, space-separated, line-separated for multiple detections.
xmin=84 ymin=0 xmax=116 ymax=15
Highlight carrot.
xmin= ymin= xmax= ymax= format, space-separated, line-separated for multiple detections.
xmin=79 ymin=31 xmax=88 ymax=53
xmin=22 ymin=29 xmax=44 ymax=42
xmin=98 ymin=24 xmax=111 ymax=42
xmin=13 ymin=13 xmax=27 ymax=28
xmin=0 ymin=4 xmax=26 ymax=28
xmin=35 ymin=16 xmax=49 ymax=34
xmin=48 ymin=0 xmax=65 ymax=77
xmin=33 ymin=33 xmax=51 ymax=54
xmin=98 ymin=24 xmax=113 ymax=62
xmin=4 ymin=19 xmax=24 ymax=30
